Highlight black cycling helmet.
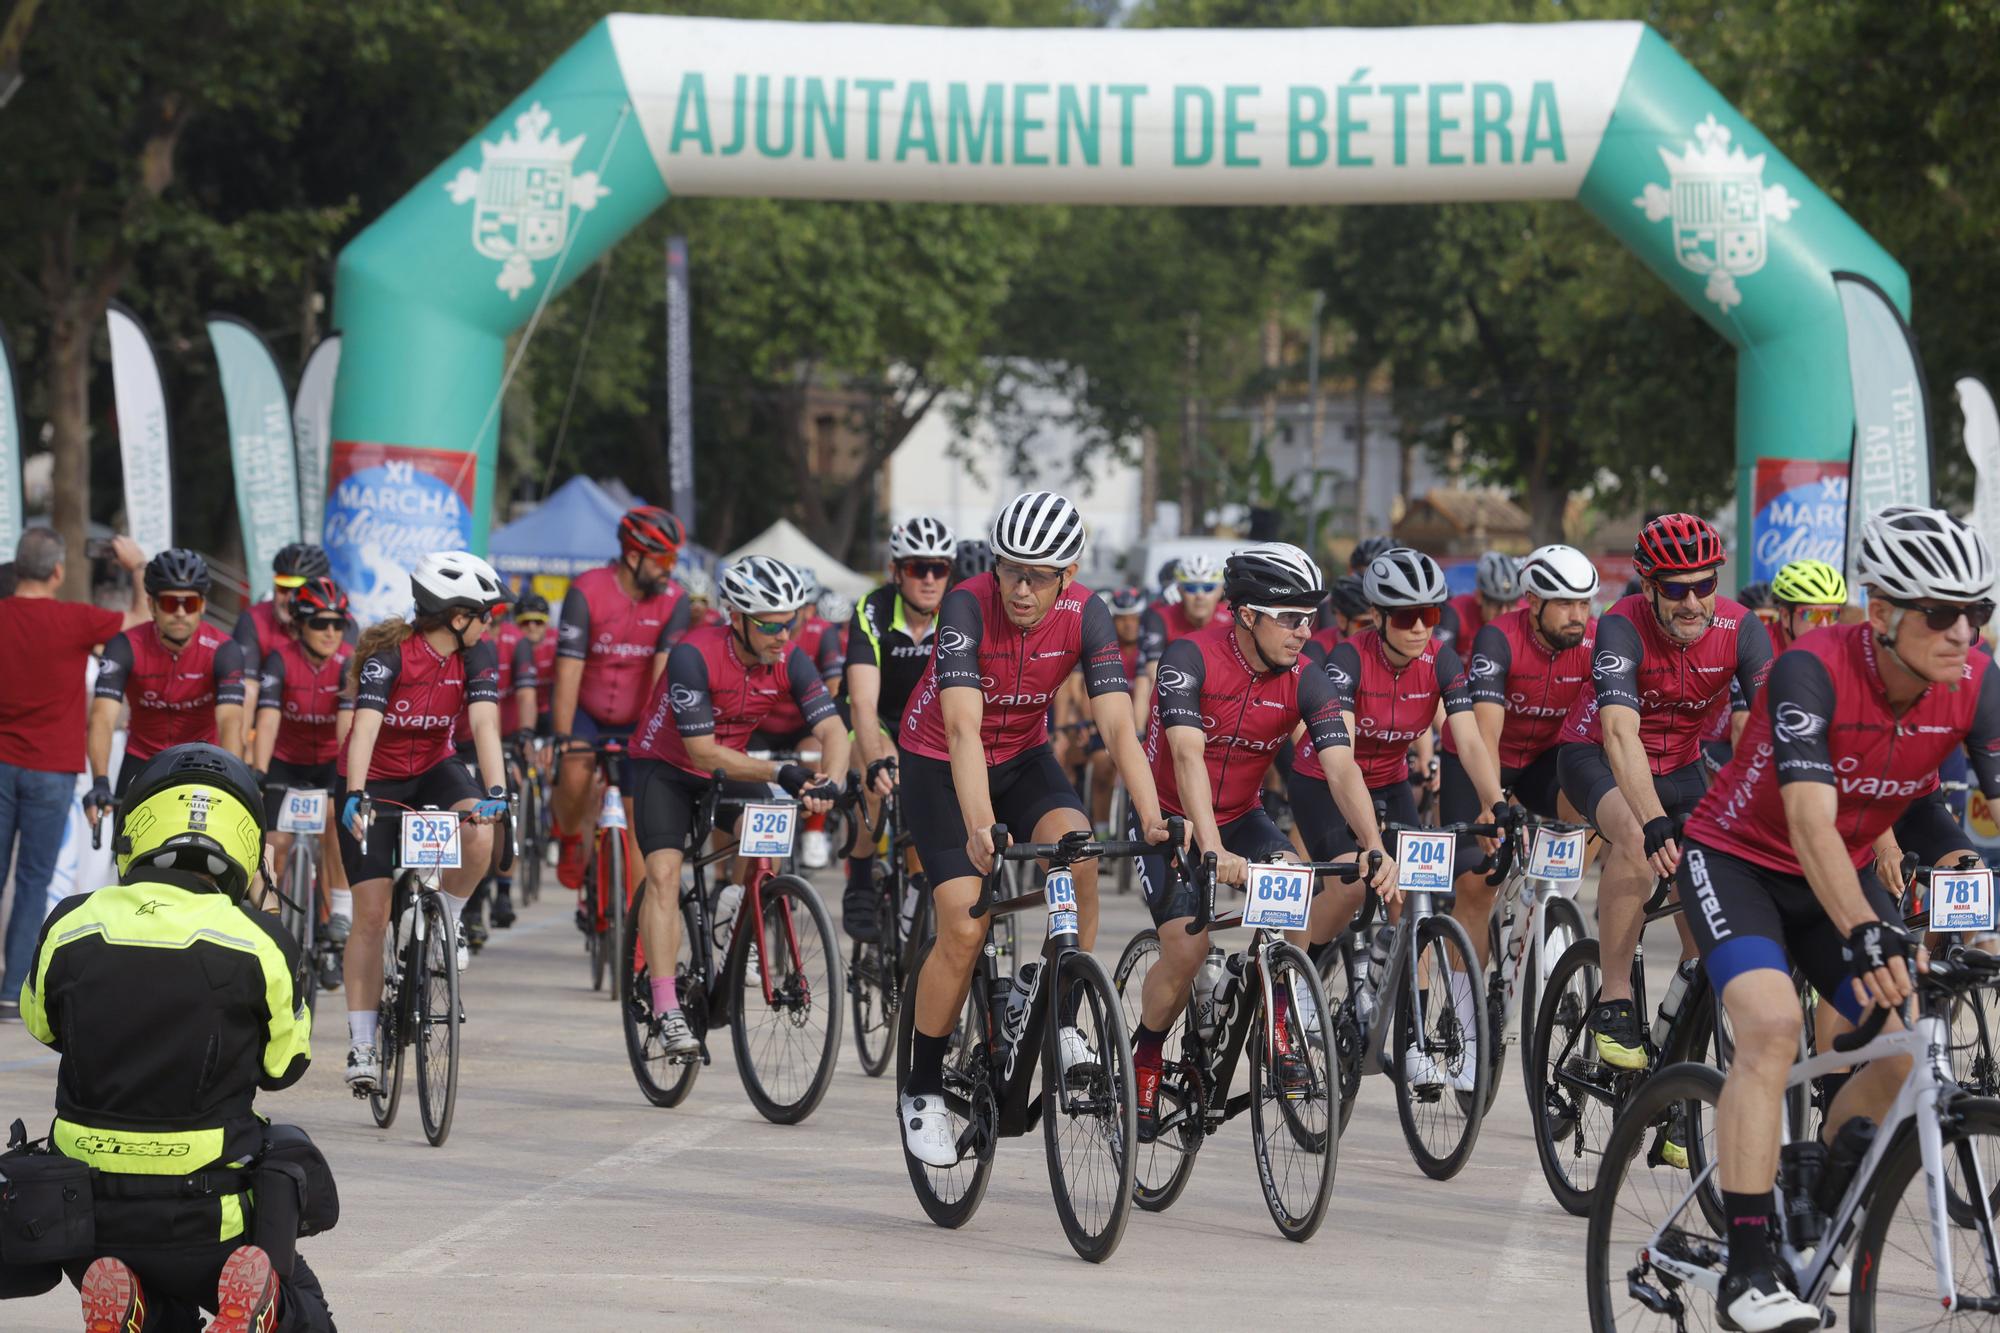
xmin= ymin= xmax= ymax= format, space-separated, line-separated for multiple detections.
xmin=1328 ymin=575 xmax=1371 ymax=619
xmin=1224 ymin=542 xmax=1324 ymax=610
xmin=115 ymin=742 xmax=267 ymax=903
xmin=1735 ymin=581 xmax=1772 ymax=611
xmin=1349 ymin=536 xmax=1396 ymax=573
xmin=272 ymin=542 xmax=331 ymax=581
xmin=953 ymin=539 xmax=995 ymax=583
xmin=516 ymin=592 xmax=551 ymax=619
xmin=144 ymin=547 xmax=212 ymax=596
xmin=1107 ymin=585 xmax=1148 ymax=615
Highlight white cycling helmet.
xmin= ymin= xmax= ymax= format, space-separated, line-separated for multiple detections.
xmin=817 ymin=590 xmax=853 ymax=625
xmin=412 ymin=551 xmax=503 ymax=617
xmin=795 ymin=567 xmax=820 ymax=602
xmin=719 ymin=555 xmax=810 ymax=617
xmin=990 ymin=491 xmax=1087 ymax=567
xmin=889 ymin=515 xmax=956 ymax=562
xmin=1519 ymin=544 xmax=1601 ymax=601
xmin=1855 ymin=505 xmax=1996 ymax=603
xmin=1363 ymin=547 xmax=1450 ymax=608
xmin=675 ymin=564 xmax=713 ymax=602
xmin=1175 ymin=553 xmax=1224 ymax=586
xmin=1475 ymin=550 xmax=1523 ymax=602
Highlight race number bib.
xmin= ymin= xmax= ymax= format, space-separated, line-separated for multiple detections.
xmin=400 ymin=812 xmax=462 ymax=870
xmin=1396 ymin=830 xmax=1455 ymax=894
xmin=599 ymin=785 xmax=627 ymax=831
xmin=1046 ymin=868 xmax=1079 ymax=938
xmin=1242 ymin=862 xmax=1312 ymax=931
xmin=276 ymin=788 xmax=327 ymax=834
xmin=740 ymin=803 xmax=796 ymax=858
xmin=1931 ymin=868 xmax=1996 ymax=933
xmin=1529 ymin=828 xmax=1586 ymax=884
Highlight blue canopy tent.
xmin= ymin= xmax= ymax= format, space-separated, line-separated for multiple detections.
xmin=489 ymin=476 xmax=715 ymax=591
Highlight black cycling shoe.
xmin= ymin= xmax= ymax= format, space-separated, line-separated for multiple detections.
xmin=465 ymin=920 xmax=489 ymax=955
xmin=491 ymin=888 xmax=516 ymax=929
xmin=842 ymin=879 xmax=879 ymax=943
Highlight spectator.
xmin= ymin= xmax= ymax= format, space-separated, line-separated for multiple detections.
xmin=0 ymin=527 xmax=146 ymax=1018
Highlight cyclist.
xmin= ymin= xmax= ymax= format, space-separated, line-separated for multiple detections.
xmin=1082 ymin=585 xmax=1155 ymax=837
xmin=551 ymin=506 xmax=690 ymax=890
xmin=677 ymin=563 xmax=724 ymax=629
xmin=1304 ymin=574 xmax=1376 ymax=662
xmin=87 ymin=550 xmax=248 ymax=823
xmin=1555 ymin=513 xmax=1772 ymax=1071
xmin=951 ymin=538 xmax=994 ymax=588
xmin=1155 ymin=557 xmax=1182 ymax=609
xmin=628 ymin=555 xmax=849 ymax=1056
xmin=1766 ymin=557 xmax=1849 ymax=652
xmin=234 ymin=542 xmax=330 ymax=717
xmin=337 ymin=552 xmax=510 ymax=1092
xmin=746 ymin=564 xmax=847 ymax=869
xmin=1436 ymin=549 xmax=1521 ymax=653
xmin=1290 ymin=545 xmax=1505 ymax=1088
xmin=517 ymin=591 xmax=557 ymax=735
xmin=1677 ymin=505 xmax=2000 ymax=1331
xmin=1348 ymin=535 xmax=1395 ymax=574
xmin=841 ymin=514 xmax=955 ymax=941
xmin=455 ymin=587 xmax=540 ymax=942
xmin=251 ymin=575 xmax=354 ymax=939
xmin=1140 ymin=554 xmax=1225 ymax=658
xmin=896 ymin=491 xmax=1170 ymax=1166
xmin=1129 ymin=544 xmax=1387 ymax=1138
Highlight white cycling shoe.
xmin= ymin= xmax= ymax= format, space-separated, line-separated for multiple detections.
xmin=900 ymin=1092 xmax=959 ymax=1167
xmin=1717 ymin=1268 xmax=1821 ymax=1333
xmin=344 ymin=1043 xmax=380 ymax=1090
xmin=1059 ymin=1025 xmax=1099 ymax=1078
xmin=1402 ymin=1046 xmax=1444 ymax=1089
xmin=1448 ymin=1040 xmax=1480 ymax=1094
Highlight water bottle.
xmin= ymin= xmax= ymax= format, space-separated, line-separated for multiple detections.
xmin=713 ymin=882 xmax=744 ymax=954
xmin=898 ymin=877 xmax=921 ymax=940
xmin=1650 ymin=958 xmax=1700 ymax=1051
xmin=1781 ymin=1140 xmax=1828 ymax=1246
xmin=1816 ymin=1117 xmax=1879 ymax=1215
xmin=1191 ymin=948 xmax=1228 ymax=1042
xmin=1213 ymin=954 xmax=1250 ymax=1029
xmin=1003 ymin=962 xmax=1041 ymax=1045
xmin=1355 ymin=925 xmax=1394 ymax=1031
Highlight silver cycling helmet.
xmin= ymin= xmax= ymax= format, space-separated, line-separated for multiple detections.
xmin=1363 ymin=547 xmax=1450 ymax=608
xmin=817 ymin=590 xmax=853 ymax=625
xmin=1475 ymin=550 xmax=1523 ymax=602
xmin=1519 ymin=544 xmax=1601 ymax=601
xmin=1854 ymin=505 xmax=1996 ymax=603
xmin=1175 ymin=552 xmax=1224 ymax=586
xmin=889 ymin=515 xmax=956 ymax=562
xmin=990 ymin=491 xmax=1086 ymax=567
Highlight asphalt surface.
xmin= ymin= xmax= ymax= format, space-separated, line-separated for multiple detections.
xmin=0 ymin=867 xmax=1653 ymax=1331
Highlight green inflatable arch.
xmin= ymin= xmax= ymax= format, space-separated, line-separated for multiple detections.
xmin=327 ymin=15 xmax=1916 ymax=621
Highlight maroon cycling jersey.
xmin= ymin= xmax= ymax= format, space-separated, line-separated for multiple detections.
xmin=1436 ymin=590 xmax=1488 ymax=653
xmin=1148 ymin=623 xmax=1349 ymax=824
xmin=230 ymin=599 xmax=290 ymax=663
xmin=1559 ymin=593 xmax=1773 ymax=773
xmin=1138 ymin=599 xmax=1225 ymax=668
xmin=900 ymin=573 xmax=1128 ymax=765
xmin=529 ymin=631 xmax=557 ymax=717
xmin=557 ymin=565 xmax=690 ymax=726
xmin=349 ymin=635 xmax=499 ymax=782
xmin=456 ymin=620 xmax=538 ymax=741
xmin=95 ymin=623 xmax=246 ymax=761
xmin=1446 ymin=607 xmax=1596 ymax=769
xmin=257 ymin=639 xmax=352 ymax=767
xmin=757 ymin=613 xmax=844 ymax=737
xmin=1307 ymin=623 xmax=1345 ymax=658
xmin=631 ymin=624 xmax=838 ymax=778
xmin=1294 ymin=629 xmax=1473 ymax=788
xmin=1685 ymin=624 xmax=2000 ymax=875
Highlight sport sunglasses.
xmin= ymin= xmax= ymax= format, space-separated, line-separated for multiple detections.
xmin=1886 ymin=596 xmax=1997 ymax=632
xmin=1247 ymin=605 xmax=1316 ymax=631
xmin=748 ymin=613 xmax=800 ymax=635
xmin=156 ymin=592 xmax=205 ymax=615
xmin=1652 ymin=574 xmax=1719 ymax=602
xmin=302 ymin=616 xmax=348 ymax=633
xmin=1384 ymin=605 xmax=1441 ymax=631
xmin=1177 ymin=580 xmax=1221 ymax=595
xmin=899 ymin=559 xmax=951 ymax=581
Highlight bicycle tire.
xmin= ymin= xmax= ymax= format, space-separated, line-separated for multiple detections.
xmin=729 ymin=874 xmax=841 ymax=1125
xmin=1111 ymin=929 xmax=1199 ymax=1212
xmin=519 ymin=776 xmax=541 ymax=907
xmin=369 ymin=891 xmax=408 ymax=1130
xmin=849 ymin=868 xmax=897 ymax=1078
xmin=284 ymin=845 xmax=317 ymax=1018
xmin=1393 ymin=913 xmax=1490 ymax=1180
xmin=1250 ymin=943 xmax=1338 ymax=1241
xmin=1041 ymin=948 xmax=1137 ymax=1263
xmin=1520 ymin=893 xmax=1590 ymax=1096
xmin=621 ymin=878 xmax=702 ymax=1107
xmin=414 ymin=890 xmax=461 ymax=1147
xmin=1318 ymin=931 xmax=1365 ymax=1137
xmin=1527 ymin=936 xmax=1631 ymax=1216
xmin=1851 ymin=1096 xmax=2000 ymax=1330
xmin=895 ymin=937 xmax=996 ymax=1229
xmin=605 ymin=831 xmax=629 ymax=1004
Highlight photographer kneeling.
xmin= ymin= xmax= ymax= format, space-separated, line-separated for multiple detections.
xmin=2 ymin=743 xmax=336 ymax=1331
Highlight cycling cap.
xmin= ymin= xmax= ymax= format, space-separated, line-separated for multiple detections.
xmin=116 ymin=743 xmax=267 ymax=903
xmin=720 ymin=555 xmax=809 ymax=617
xmin=1855 ymin=505 xmax=1996 ymax=602
xmin=1475 ymin=550 xmax=1523 ymax=602
xmin=674 ymin=565 xmax=713 ymax=602
xmin=954 ymin=539 xmax=996 ymax=582
xmin=1771 ymin=558 xmax=1848 ymax=607
xmin=990 ymin=491 xmax=1086 ymax=567
xmin=516 ymin=592 xmax=552 ymax=617
xmin=1519 ymin=544 xmax=1600 ymax=601
xmin=411 ymin=551 xmax=503 ymax=617
xmin=145 ymin=548 xmax=212 ymax=596
xmin=291 ymin=576 xmax=350 ymax=622
xmin=1175 ymin=553 xmax=1224 ymax=586
xmin=1328 ymin=575 xmax=1371 ymax=619
xmin=1633 ymin=513 xmax=1724 ymax=576
xmin=1363 ymin=547 xmax=1449 ymax=609
xmin=1349 ymin=536 xmax=1396 ymax=573
xmin=1735 ymin=581 xmax=1771 ymax=611
xmin=818 ymin=590 xmax=853 ymax=626
xmin=618 ymin=505 xmax=685 ymax=557
xmin=272 ymin=542 xmax=330 ymax=582
xmin=1224 ymin=543 xmax=1324 ymax=609
xmin=1107 ymin=585 xmax=1148 ymax=615
xmin=890 ymin=515 xmax=957 ymax=561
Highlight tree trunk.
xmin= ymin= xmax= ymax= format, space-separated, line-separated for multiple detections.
xmin=1522 ymin=410 xmax=1570 ymax=546
xmin=1353 ymin=362 xmax=1372 ymax=540
xmin=47 ymin=299 xmax=91 ymax=598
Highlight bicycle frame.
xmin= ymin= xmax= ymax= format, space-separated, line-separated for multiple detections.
xmin=1489 ymin=826 xmax=1592 ymax=1048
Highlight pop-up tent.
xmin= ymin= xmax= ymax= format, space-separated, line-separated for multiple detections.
xmin=724 ymin=518 xmax=871 ymax=599
xmin=489 ymin=475 xmax=630 ymax=576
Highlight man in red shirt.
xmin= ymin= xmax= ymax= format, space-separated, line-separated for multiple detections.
xmin=0 ymin=528 xmax=147 ymax=1015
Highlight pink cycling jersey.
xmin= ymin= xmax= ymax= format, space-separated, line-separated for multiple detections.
xmin=1294 ymin=628 xmax=1473 ymax=788
xmin=258 ymin=638 xmax=352 ymax=767
xmin=349 ymin=635 xmax=498 ymax=781
xmin=557 ymin=565 xmax=690 ymax=727
xmin=1444 ymin=607 xmax=1596 ymax=769
xmin=95 ymin=623 xmax=246 ymax=761
xmin=631 ymin=624 xmax=837 ymax=778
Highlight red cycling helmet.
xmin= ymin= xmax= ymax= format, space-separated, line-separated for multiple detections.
xmin=1633 ymin=513 xmax=1724 ymax=576
xmin=291 ymin=576 xmax=350 ymax=622
xmin=619 ymin=506 xmax=685 ymax=557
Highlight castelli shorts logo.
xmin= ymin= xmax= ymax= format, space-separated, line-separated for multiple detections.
xmin=1633 ymin=115 xmax=1799 ymax=313
xmin=444 ymin=103 xmax=610 ymax=299
xmin=1772 ymin=701 xmax=1826 ymax=745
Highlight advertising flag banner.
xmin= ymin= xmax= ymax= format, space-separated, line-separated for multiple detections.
xmin=106 ymin=302 xmax=173 ymax=556
xmin=323 ymin=440 xmax=476 ymax=625
xmin=209 ymin=315 xmax=301 ymax=600
xmin=664 ymin=236 xmax=695 ymax=531
xmin=1750 ymin=459 xmax=1848 ymax=583
xmin=1839 ymin=273 xmax=1931 ymax=588
xmin=0 ymin=319 xmax=23 ymax=556
xmin=293 ymin=335 xmax=341 ymax=545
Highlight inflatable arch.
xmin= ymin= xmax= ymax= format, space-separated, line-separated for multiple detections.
xmin=328 ymin=15 xmax=1918 ymax=620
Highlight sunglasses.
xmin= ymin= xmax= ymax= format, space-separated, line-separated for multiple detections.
xmin=1178 ymin=581 xmax=1220 ymax=595
xmin=303 ymin=617 xmax=347 ymax=633
xmin=1887 ymin=596 xmax=1997 ymax=632
xmin=1248 ymin=605 xmax=1316 ymax=632
xmin=748 ymin=613 xmax=799 ymax=636
xmin=900 ymin=560 xmax=951 ymax=581
xmin=996 ymin=561 xmax=1063 ymax=591
xmin=1792 ymin=605 xmax=1843 ymax=628
xmin=156 ymin=592 xmax=204 ymax=615
xmin=516 ymin=614 xmax=549 ymax=627
xmin=273 ymin=575 xmax=306 ymax=591
xmin=1385 ymin=605 xmax=1442 ymax=631
xmin=1653 ymin=575 xmax=1719 ymax=602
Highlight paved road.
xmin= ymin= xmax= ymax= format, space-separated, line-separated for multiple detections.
xmin=0 ymin=871 xmax=1654 ymax=1331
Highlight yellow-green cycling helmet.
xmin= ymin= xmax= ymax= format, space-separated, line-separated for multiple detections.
xmin=1771 ymin=558 xmax=1848 ymax=607
xmin=115 ymin=743 xmax=267 ymax=902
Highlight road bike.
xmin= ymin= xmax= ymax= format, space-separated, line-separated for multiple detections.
xmin=847 ymin=768 xmax=927 ymax=1077
xmin=265 ymin=782 xmax=343 ymax=1008
xmin=1475 ymin=811 xmax=1594 ymax=1111
xmin=507 ymin=731 xmax=545 ymax=909
xmin=574 ymin=739 xmax=632 ymax=996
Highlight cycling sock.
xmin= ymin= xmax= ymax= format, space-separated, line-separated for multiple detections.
xmin=1448 ymin=968 xmax=1477 ymax=1035
xmin=908 ymin=1030 xmax=948 ymax=1098
xmin=650 ymin=974 xmax=679 ymax=1014
xmin=440 ymin=890 xmax=469 ymax=934
xmin=348 ymin=1011 xmax=378 ymax=1046
xmin=846 ymin=854 xmax=874 ymax=887
xmin=495 ymin=875 xmax=512 ymax=894
xmin=1724 ymin=1191 xmax=1776 ymax=1274
xmin=330 ymin=888 xmax=353 ymax=919
xmin=1133 ymin=1022 xmax=1167 ymax=1068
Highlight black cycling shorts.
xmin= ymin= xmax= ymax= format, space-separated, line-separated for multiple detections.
xmin=1287 ymin=763 xmax=1419 ymax=859
xmin=264 ymin=758 xmax=337 ymax=827
xmin=900 ymin=745 xmax=1087 ymax=888
xmin=334 ymin=759 xmax=481 ymax=884
xmin=1440 ymin=746 xmax=1565 ymax=826
xmin=1680 ymin=838 xmax=1900 ymax=1025
xmin=1133 ymin=807 xmax=1293 ymax=926
xmin=1556 ymin=743 xmax=1710 ymax=833
xmin=1894 ymin=787 xmax=1974 ymax=868
xmin=630 ymin=759 xmax=785 ymax=858
xmin=747 ymin=727 xmax=816 ymax=756
xmin=568 ymin=711 xmax=638 ymax=791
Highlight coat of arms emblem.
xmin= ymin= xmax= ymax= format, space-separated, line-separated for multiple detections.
xmin=446 ymin=102 xmax=609 ymax=299
xmin=1634 ymin=114 xmax=1799 ymax=312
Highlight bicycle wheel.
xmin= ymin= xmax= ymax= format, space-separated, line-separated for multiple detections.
xmin=1318 ymin=931 xmax=1366 ymax=1136
xmin=1111 ymin=929 xmax=1199 ymax=1212
xmin=1392 ymin=913 xmax=1490 ymax=1180
xmin=586 ymin=855 xmax=607 ymax=994
xmin=1520 ymin=893 xmax=1590 ymax=1094
xmin=1528 ymin=937 xmax=1629 ymax=1216
xmin=729 ymin=874 xmax=841 ymax=1124
xmin=848 ymin=867 xmax=897 ymax=1077
xmin=1851 ymin=1095 xmax=2000 ymax=1329
xmin=621 ymin=879 xmax=702 ymax=1107
xmin=520 ymin=776 xmax=542 ymax=907
xmin=894 ymin=937 xmax=996 ymax=1228
xmin=1584 ymin=1063 xmax=1726 ymax=1333
xmin=284 ymin=847 xmax=317 ymax=1018
xmin=1949 ymin=980 xmax=2000 ymax=1098
xmin=1250 ymin=943 xmax=1338 ymax=1241
xmin=369 ymin=901 xmax=407 ymax=1129
xmin=606 ymin=832 xmax=629 ymax=1003
xmin=1041 ymin=947 xmax=1137 ymax=1263
xmin=414 ymin=891 xmax=461 ymax=1147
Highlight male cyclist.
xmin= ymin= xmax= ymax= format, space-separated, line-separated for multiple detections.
xmin=1083 ymin=585 xmax=1154 ymax=837
xmin=455 ymin=588 xmax=539 ymax=942
xmin=1556 ymin=513 xmax=1772 ymax=1070
xmin=1437 ymin=549 xmax=1521 ymax=652
xmin=1129 ymin=544 xmax=1387 ymax=1138
xmin=517 ymin=591 xmax=557 ymax=734
xmin=896 ymin=491 xmax=1169 ymax=1166
xmin=1140 ymin=554 xmax=1224 ymax=659
xmin=628 ymin=555 xmax=849 ymax=1056
xmin=841 ymin=515 xmax=954 ymax=942
xmin=1304 ymin=574 xmax=1376 ymax=662
xmin=1766 ymin=558 xmax=1849 ymax=652
xmin=234 ymin=543 xmax=330 ymax=717
xmin=1679 ymin=506 xmax=2000 ymax=1331
xmin=746 ymin=564 xmax=846 ymax=869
